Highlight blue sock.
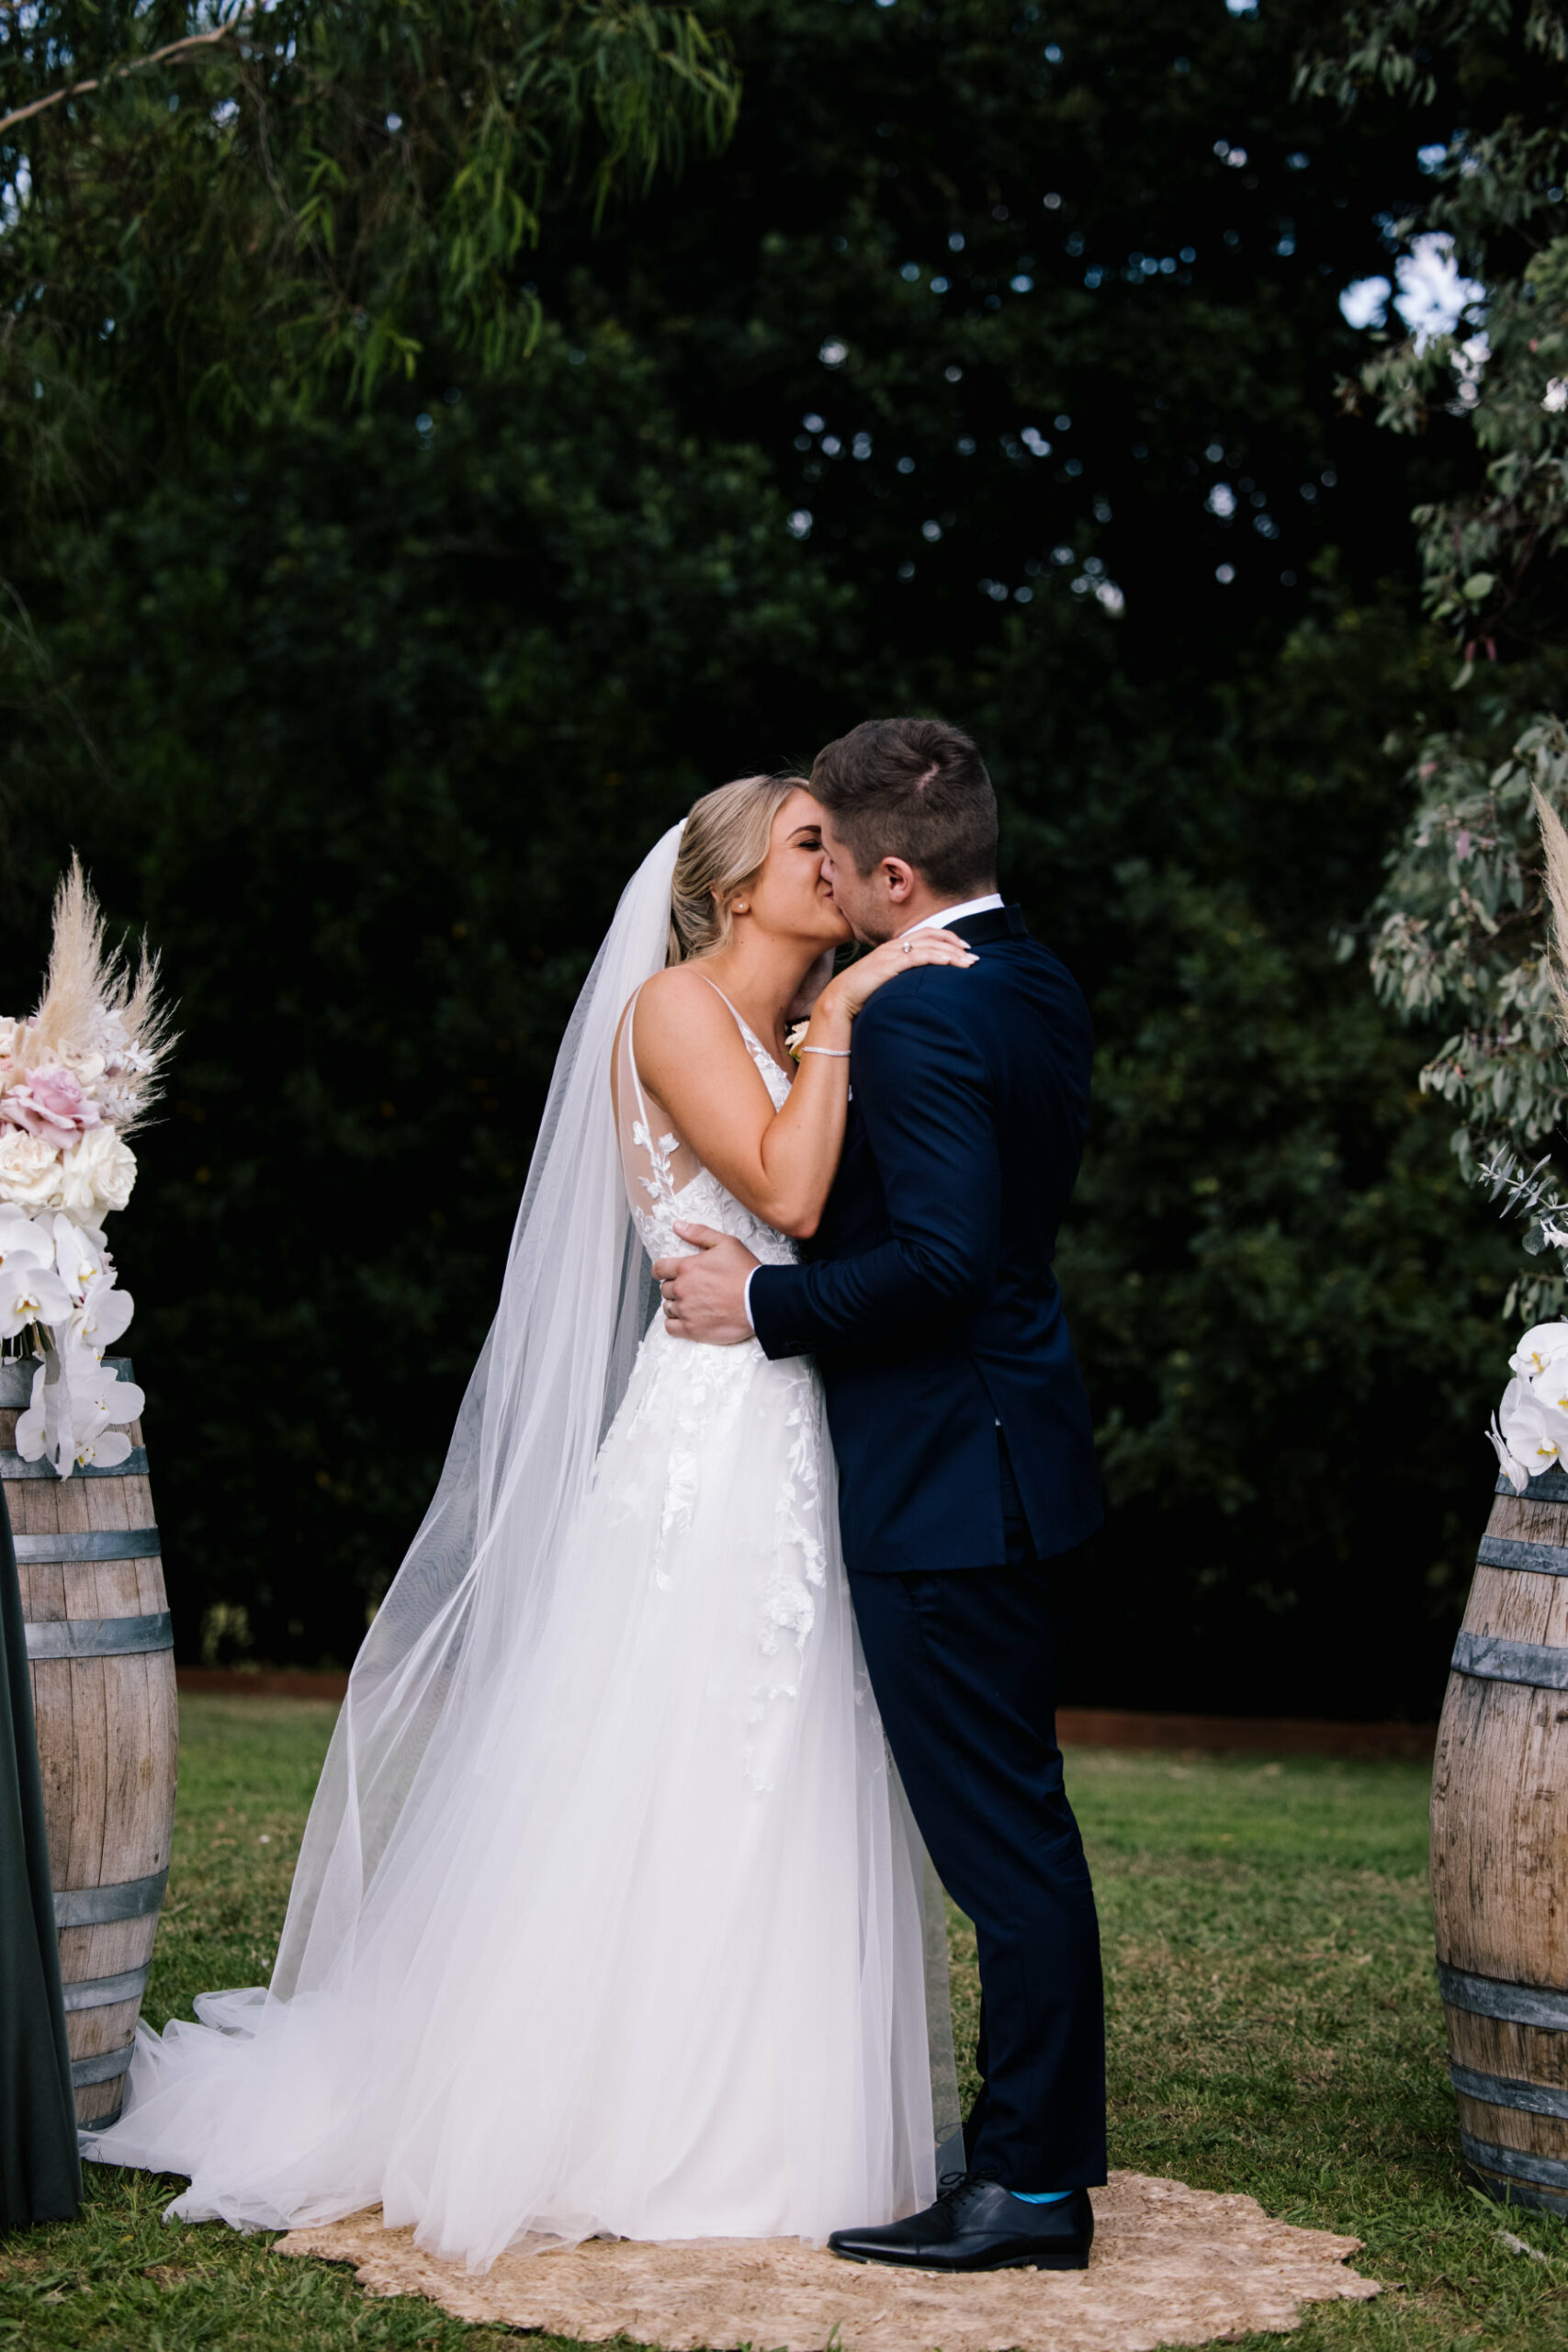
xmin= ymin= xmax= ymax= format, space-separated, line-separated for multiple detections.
xmin=1010 ymin=2189 xmax=1072 ymax=2205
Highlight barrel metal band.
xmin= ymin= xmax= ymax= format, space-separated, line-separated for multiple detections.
xmin=26 ymin=1611 xmax=172 ymax=1661
xmin=1476 ymin=1533 xmax=1568 ymax=1578
xmin=71 ymin=2045 xmax=134 ymax=2088
xmin=1462 ymin=2129 xmax=1568 ymax=2194
xmin=1496 ymin=1469 xmax=1568 ymax=1504
xmin=61 ymin=1962 xmax=152 ymax=2014
xmin=1438 ymin=1961 xmax=1568 ymax=2031
xmin=0 ymin=1447 xmax=149 ymax=1482
xmin=53 ymin=1868 xmax=168 ymax=1928
xmin=1450 ymin=2062 xmax=1568 ymax=2120
xmin=1450 ymin=1629 xmax=1568 ymax=1691
xmin=13 ymin=1528 xmax=161 ymax=1565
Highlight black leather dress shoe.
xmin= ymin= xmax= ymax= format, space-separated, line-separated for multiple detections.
xmin=828 ymin=2172 xmax=1093 ymax=2271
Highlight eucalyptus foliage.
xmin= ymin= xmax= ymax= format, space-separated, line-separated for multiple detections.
xmin=1308 ymin=0 xmax=1568 ymax=1309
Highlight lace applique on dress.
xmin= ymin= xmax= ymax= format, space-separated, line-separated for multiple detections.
xmin=606 ymin=978 xmax=834 ymax=1786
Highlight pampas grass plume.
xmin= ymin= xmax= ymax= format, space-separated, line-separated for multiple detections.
xmin=25 ymin=854 xmax=175 ymax=1127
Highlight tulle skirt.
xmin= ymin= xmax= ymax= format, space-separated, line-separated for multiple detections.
xmin=84 ymin=1324 xmax=944 ymax=2271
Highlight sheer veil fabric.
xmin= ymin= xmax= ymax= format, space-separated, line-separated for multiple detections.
xmin=83 ymin=822 xmax=957 ymax=2270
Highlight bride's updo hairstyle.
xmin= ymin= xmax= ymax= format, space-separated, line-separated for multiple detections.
xmin=666 ymin=773 xmax=801 ymax=966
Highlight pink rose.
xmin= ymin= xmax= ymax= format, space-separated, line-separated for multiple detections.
xmin=0 ymin=1066 xmax=102 ymax=1149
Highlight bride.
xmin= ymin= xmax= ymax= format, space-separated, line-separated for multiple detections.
xmin=85 ymin=775 xmax=976 ymax=2272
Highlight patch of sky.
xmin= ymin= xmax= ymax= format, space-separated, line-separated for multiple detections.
xmin=819 ymin=339 xmax=848 ymax=368
xmin=787 ymin=510 xmax=813 ymax=538
xmin=1021 ymin=427 xmax=1052 ymax=456
xmin=900 ymin=262 xmax=921 ymax=281
xmin=931 ymin=277 xmax=950 ymax=293
xmin=1338 ymin=231 xmax=1485 ymax=349
xmin=1207 ymin=482 xmax=1237 ymax=517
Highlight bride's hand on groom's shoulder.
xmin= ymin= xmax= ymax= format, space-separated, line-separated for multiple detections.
xmin=825 ymin=928 xmax=976 ymax=1025
xmin=653 ymin=1225 xmax=760 ymax=1347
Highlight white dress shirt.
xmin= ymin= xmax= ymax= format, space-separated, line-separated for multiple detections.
xmin=739 ymin=893 xmax=1005 ymax=1331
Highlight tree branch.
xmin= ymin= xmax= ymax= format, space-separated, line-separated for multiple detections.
xmin=0 ymin=23 xmax=249 ymax=140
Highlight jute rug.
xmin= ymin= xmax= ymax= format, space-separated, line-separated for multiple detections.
xmin=275 ymin=2169 xmax=1380 ymax=2350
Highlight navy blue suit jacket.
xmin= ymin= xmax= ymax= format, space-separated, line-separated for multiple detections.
xmin=749 ymin=904 xmax=1101 ymax=1573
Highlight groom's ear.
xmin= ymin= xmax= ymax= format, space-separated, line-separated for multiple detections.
xmin=881 ymin=857 xmax=919 ymax=904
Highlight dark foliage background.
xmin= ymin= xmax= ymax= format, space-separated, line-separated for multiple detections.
xmin=4 ymin=0 xmax=1556 ymax=1712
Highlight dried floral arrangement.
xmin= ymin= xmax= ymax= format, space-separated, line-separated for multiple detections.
xmin=0 ymin=859 xmax=173 ymax=1476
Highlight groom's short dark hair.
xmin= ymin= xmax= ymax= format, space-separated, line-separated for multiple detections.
xmin=811 ymin=718 xmax=998 ymax=894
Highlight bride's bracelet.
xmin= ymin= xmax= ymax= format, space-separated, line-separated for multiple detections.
xmin=799 ymin=1045 xmax=851 ymax=1057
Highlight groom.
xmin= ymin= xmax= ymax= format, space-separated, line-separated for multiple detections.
xmin=655 ymin=716 xmax=1105 ymax=2271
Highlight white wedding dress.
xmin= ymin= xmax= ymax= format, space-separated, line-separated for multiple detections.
xmin=85 ymin=836 xmax=951 ymax=2274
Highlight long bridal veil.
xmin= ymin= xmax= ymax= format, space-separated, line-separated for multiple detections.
xmin=89 ymin=817 xmax=958 ymax=2244
xmin=268 ymin=825 xmax=685 ymax=2003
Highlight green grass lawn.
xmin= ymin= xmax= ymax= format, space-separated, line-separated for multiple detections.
xmin=4 ymin=1697 xmax=1567 ymax=2349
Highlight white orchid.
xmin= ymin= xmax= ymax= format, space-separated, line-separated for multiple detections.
xmin=65 ymin=1282 xmax=134 ymax=1356
xmin=0 ymin=1252 xmax=72 ymax=1341
xmin=1488 ymin=1409 xmax=1530 ymax=1493
xmin=0 ymin=1204 xmax=50 ymax=1273
xmin=1497 ymin=1373 xmax=1568 ymax=1480
xmin=14 ymin=1363 xmax=48 ymax=1464
xmin=16 ymin=1346 xmax=144 ymax=1476
xmin=1508 ymin=1322 xmax=1568 ymax=1383
xmin=50 ymin=1212 xmax=111 ymax=1305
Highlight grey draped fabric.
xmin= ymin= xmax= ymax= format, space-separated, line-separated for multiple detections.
xmin=0 ymin=1477 xmax=80 ymax=2227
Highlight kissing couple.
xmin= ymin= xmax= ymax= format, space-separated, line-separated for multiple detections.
xmin=86 ymin=717 xmax=1108 ymax=2278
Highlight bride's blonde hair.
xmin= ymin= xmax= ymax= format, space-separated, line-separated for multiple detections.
xmin=667 ymin=773 xmax=801 ymax=965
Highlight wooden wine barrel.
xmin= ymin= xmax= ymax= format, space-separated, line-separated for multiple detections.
xmin=1432 ymin=1463 xmax=1568 ymax=2220
xmin=0 ymin=1354 xmax=176 ymax=2131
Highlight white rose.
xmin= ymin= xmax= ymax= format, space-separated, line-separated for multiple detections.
xmin=0 ymin=1127 xmax=64 ymax=1209
xmin=58 ymin=1126 xmax=137 ymax=1217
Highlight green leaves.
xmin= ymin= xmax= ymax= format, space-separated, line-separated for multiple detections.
xmin=0 ymin=0 xmax=740 ymax=479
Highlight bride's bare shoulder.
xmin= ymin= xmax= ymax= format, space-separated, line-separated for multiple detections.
xmin=629 ymin=964 xmax=737 ymax=1049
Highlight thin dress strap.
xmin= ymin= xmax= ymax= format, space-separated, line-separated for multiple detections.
xmin=694 ymin=975 xmax=790 ymax=1082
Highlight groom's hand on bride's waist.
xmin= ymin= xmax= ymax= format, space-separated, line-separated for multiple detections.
xmin=653 ymin=1225 xmax=760 ymax=1346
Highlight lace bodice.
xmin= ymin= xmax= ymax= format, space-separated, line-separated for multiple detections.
xmin=615 ymin=981 xmax=800 ymax=1272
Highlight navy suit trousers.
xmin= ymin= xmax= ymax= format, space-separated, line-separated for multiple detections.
xmin=848 ymin=1449 xmax=1107 ymax=2191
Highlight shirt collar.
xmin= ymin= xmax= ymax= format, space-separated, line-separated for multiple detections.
xmin=902 ymin=892 xmax=1005 ymax=935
